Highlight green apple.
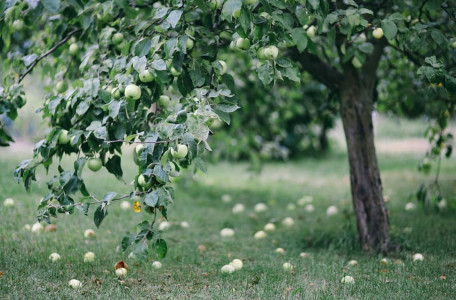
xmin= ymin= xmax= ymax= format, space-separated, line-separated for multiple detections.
xmin=111 ymin=87 xmax=121 ymax=99
xmin=219 ymin=31 xmax=232 ymax=40
xmin=257 ymin=47 xmax=267 ymax=60
xmin=264 ymin=45 xmax=279 ymax=60
xmin=232 ymin=9 xmax=241 ymax=19
xmin=352 ymin=57 xmax=362 ymax=69
xmin=171 ymin=144 xmax=188 ymax=159
xmin=259 ymin=12 xmax=271 ymax=19
xmin=306 ymin=25 xmax=316 ymax=38
xmin=451 ymin=41 xmax=456 ymax=49
xmin=112 ymin=32 xmax=124 ymax=44
xmin=236 ymin=38 xmax=251 ymax=50
xmin=170 ymin=67 xmax=181 ymax=77
xmin=87 ymin=158 xmax=102 ymax=172
xmin=208 ymin=0 xmax=222 ymax=10
xmin=218 ymin=60 xmax=227 ymax=75
xmin=69 ymin=43 xmax=79 ymax=55
xmin=373 ymin=28 xmax=383 ymax=39
xmin=186 ymin=38 xmax=194 ymax=50
xmin=158 ymin=95 xmax=171 ymax=108
xmin=58 ymin=130 xmax=70 ymax=144
xmin=139 ymin=70 xmax=154 ymax=83
xmin=56 ymin=81 xmax=68 ymax=94
xmin=354 ymin=33 xmax=367 ymax=44
xmin=133 ymin=144 xmax=144 ymax=165
xmin=125 ymin=84 xmax=141 ymax=100
xmin=12 ymin=20 xmax=24 ymax=31
xmin=138 ymin=174 xmax=151 ymax=188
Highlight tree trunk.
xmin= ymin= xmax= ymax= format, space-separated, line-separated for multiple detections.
xmin=339 ymin=68 xmax=390 ymax=253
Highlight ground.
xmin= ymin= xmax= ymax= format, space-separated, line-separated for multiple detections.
xmin=0 ymin=116 xmax=455 ymax=299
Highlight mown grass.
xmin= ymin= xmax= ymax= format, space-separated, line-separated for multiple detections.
xmin=1 ymin=132 xmax=456 ymax=300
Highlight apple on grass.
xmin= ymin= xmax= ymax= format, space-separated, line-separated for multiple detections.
xmin=69 ymin=279 xmax=82 ymax=289
xmin=116 ymin=268 xmax=128 ymax=277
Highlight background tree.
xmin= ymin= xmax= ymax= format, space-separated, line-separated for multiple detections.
xmin=1 ymin=0 xmax=455 ymax=254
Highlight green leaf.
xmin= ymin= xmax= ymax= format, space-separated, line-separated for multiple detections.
xmin=106 ymin=155 xmax=123 ymax=180
xmin=41 ymin=0 xmax=60 ymax=14
xmin=195 ymin=157 xmax=207 ymax=173
xmin=222 ymin=0 xmax=242 ymax=21
xmin=358 ymin=42 xmax=374 ymax=54
xmin=94 ymin=204 xmax=108 ymax=228
xmin=132 ymin=241 xmax=148 ymax=258
xmin=121 ymin=233 xmax=136 ymax=251
xmin=154 ymin=239 xmax=167 ymax=259
xmin=144 ymin=191 xmax=159 ymax=207
xmin=381 ymin=20 xmax=397 ymax=40
xmin=214 ymin=109 xmax=231 ymax=125
xmin=215 ymin=104 xmax=240 ymax=113
xmin=135 ymin=39 xmax=152 ymax=57
xmin=167 ymin=10 xmax=183 ymax=28
xmin=308 ymin=0 xmax=320 ymax=10
xmin=257 ymin=62 xmax=274 ymax=86
xmin=153 ymin=165 xmax=169 ymax=183
xmin=291 ymin=28 xmax=308 ymax=53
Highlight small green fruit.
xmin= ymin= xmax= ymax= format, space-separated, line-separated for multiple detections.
xmin=306 ymin=25 xmax=316 ymax=38
xmin=352 ymin=57 xmax=363 ymax=69
xmin=257 ymin=47 xmax=267 ymax=60
xmin=111 ymin=87 xmax=121 ymax=99
xmin=87 ymin=158 xmax=102 ymax=172
xmin=158 ymin=95 xmax=171 ymax=108
xmin=451 ymin=41 xmax=456 ymax=49
xmin=125 ymin=84 xmax=141 ymax=100
xmin=58 ymin=130 xmax=70 ymax=144
xmin=12 ymin=20 xmax=24 ymax=31
xmin=69 ymin=43 xmax=79 ymax=55
xmin=232 ymin=9 xmax=241 ymax=19
xmin=170 ymin=67 xmax=181 ymax=77
xmin=139 ymin=70 xmax=154 ymax=83
xmin=264 ymin=45 xmax=279 ymax=60
xmin=138 ymin=174 xmax=151 ymax=188
xmin=208 ymin=0 xmax=222 ymax=10
xmin=56 ymin=81 xmax=68 ymax=94
xmin=373 ymin=28 xmax=383 ymax=39
xmin=236 ymin=38 xmax=251 ymax=50
xmin=186 ymin=38 xmax=194 ymax=50
xmin=218 ymin=60 xmax=227 ymax=75
xmin=112 ymin=32 xmax=124 ymax=44
xmin=171 ymin=144 xmax=188 ymax=159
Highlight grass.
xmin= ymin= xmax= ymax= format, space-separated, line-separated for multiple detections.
xmin=1 ymin=116 xmax=456 ymax=299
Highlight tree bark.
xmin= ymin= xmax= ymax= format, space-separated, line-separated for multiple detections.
xmin=339 ymin=67 xmax=390 ymax=253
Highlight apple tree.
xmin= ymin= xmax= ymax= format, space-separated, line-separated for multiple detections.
xmin=1 ymin=0 xmax=456 ymax=254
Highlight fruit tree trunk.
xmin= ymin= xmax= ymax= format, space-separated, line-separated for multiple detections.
xmin=339 ymin=68 xmax=390 ymax=253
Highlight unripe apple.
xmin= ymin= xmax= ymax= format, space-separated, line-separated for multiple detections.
xmin=69 ymin=279 xmax=82 ymax=289
xmin=12 ymin=20 xmax=24 ymax=31
xmin=111 ymin=87 xmax=121 ymax=99
xmin=232 ymin=9 xmax=241 ymax=19
xmin=264 ymin=45 xmax=279 ymax=60
xmin=218 ymin=60 xmax=227 ymax=75
xmin=373 ymin=28 xmax=383 ymax=39
xmin=116 ymin=267 xmax=128 ymax=277
xmin=352 ymin=57 xmax=362 ymax=69
xmin=259 ymin=12 xmax=271 ymax=19
xmin=171 ymin=144 xmax=188 ymax=159
xmin=306 ymin=25 xmax=316 ymax=38
xmin=451 ymin=41 xmax=456 ymax=49
xmin=3 ymin=198 xmax=15 ymax=207
xmin=83 ymin=251 xmax=95 ymax=263
xmin=49 ymin=253 xmax=61 ymax=262
xmin=257 ymin=47 xmax=267 ymax=60
xmin=125 ymin=84 xmax=141 ymax=100
xmin=56 ymin=81 xmax=68 ymax=94
xmin=87 ymin=158 xmax=102 ymax=172
xmin=236 ymin=37 xmax=251 ymax=50
xmin=138 ymin=174 xmax=151 ymax=188
xmin=208 ymin=0 xmax=222 ymax=10
xmin=158 ymin=95 xmax=171 ymax=108
xmin=58 ymin=130 xmax=70 ymax=144
xmin=69 ymin=43 xmax=79 ymax=55
xmin=135 ymin=144 xmax=144 ymax=155
xmin=139 ymin=70 xmax=154 ymax=83
xmin=186 ymin=38 xmax=194 ymax=50
xmin=152 ymin=261 xmax=162 ymax=269
xmin=84 ymin=229 xmax=96 ymax=238
xmin=170 ymin=67 xmax=181 ymax=77
xmin=112 ymin=32 xmax=124 ymax=44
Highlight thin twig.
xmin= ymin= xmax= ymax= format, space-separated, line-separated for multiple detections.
xmin=104 ymin=139 xmax=169 ymax=145
xmin=418 ymin=0 xmax=428 ymax=24
xmin=18 ymin=28 xmax=82 ymax=83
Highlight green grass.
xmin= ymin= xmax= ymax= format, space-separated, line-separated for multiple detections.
xmin=1 ymin=139 xmax=456 ymax=299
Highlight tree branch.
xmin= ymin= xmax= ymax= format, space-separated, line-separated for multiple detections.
xmin=18 ymin=28 xmax=81 ymax=83
xmin=288 ymin=48 xmax=344 ymax=93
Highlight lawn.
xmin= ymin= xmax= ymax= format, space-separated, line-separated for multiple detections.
xmin=1 ymin=117 xmax=456 ymax=299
